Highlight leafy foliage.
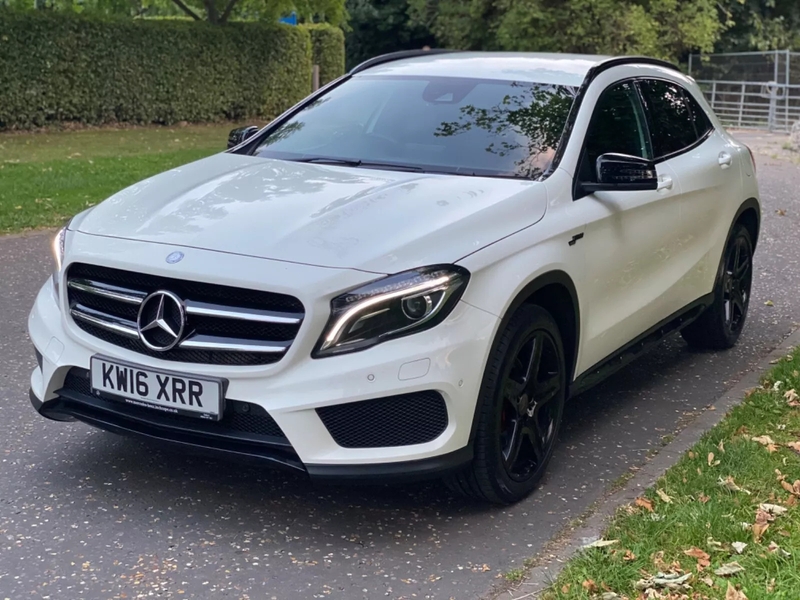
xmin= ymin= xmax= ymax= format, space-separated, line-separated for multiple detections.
xmin=408 ymin=0 xmax=724 ymax=62
xmin=306 ymin=23 xmax=346 ymax=84
xmin=0 ymin=12 xmax=344 ymax=129
xmin=345 ymin=0 xmax=435 ymax=69
xmin=717 ymin=0 xmax=800 ymax=52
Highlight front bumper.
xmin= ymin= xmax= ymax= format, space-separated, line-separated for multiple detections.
xmin=28 ymin=248 xmax=498 ymax=480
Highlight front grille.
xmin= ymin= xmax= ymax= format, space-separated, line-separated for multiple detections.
xmin=66 ymin=263 xmax=304 ymax=366
xmin=61 ymin=368 xmax=287 ymax=440
xmin=317 ymin=391 xmax=448 ymax=448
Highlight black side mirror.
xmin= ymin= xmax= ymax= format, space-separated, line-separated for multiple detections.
xmin=228 ymin=126 xmax=259 ymax=149
xmin=580 ymin=153 xmax=658 ymax=194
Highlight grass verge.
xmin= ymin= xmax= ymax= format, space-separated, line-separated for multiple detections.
xmin=541 ymin=347 xmax=800 ymax=600
xmin=0 ymin=124 xmax=245 ymax=234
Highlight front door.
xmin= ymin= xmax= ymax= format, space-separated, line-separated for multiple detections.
xmin=575 ymin=80 xmax=683 ymax=374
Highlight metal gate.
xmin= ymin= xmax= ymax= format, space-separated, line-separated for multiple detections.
xmin=688 ymin=50 xmax=800 ymax=132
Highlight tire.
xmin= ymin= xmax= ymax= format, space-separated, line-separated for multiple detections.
xmin=446 ymin=304 xmax=566 ymax=504
xmin=681 ymin=223 xmax=753 ymax=350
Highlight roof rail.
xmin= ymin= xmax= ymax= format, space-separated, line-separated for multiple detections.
xmin=593 ymin=55 xmax=681 ymax=75
xmin=350 ymin=49 xmax=461 ymax=75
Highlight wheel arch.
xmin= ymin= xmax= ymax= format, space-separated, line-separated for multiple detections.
xmin=466 ymin=270 xmax=581 ymax=446
xmin=733 ymin=198 xmax=760 ymax=251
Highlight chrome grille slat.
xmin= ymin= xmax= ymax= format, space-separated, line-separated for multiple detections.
xmin=183 ymin=299 xmax=302 ymax=325
xmin=71 ymin=305 xmax=139 ymax=338
xmin=179 ymin=334 xmax=290 ymax=353
xmin=68 ymin=279 xmax=146 ymax=305
xmin=65 ymin=263 xmax=304 ymax=366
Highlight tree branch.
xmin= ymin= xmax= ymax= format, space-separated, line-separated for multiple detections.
xmin=170 ymin=0 xmax=203 ymax=20
xmin=203 ymin=0 xmax=219 ymax=23
xmin=219 ymin=0 xmax=240 ymax=24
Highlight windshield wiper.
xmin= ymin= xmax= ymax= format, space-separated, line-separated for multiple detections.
xmin=292 ymin=157 xmax=424 ymax=173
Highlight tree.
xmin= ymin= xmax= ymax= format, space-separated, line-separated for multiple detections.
xmin=166 ymin=0 xmax=345 ymax=25
xmin=408 ymin=0 xmax=724 ymax=62
xmin=716 ymin=0 xmax=800 ymax=52
xmin=345 ymin=0 xmax=435 ymax=69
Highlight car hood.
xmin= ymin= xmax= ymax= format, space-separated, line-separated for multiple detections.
xmin=75 ymin=153 xmax=548 ymax=274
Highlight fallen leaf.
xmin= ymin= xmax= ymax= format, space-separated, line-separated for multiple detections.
xmin=785 ymin=389 xmax=800 ymax=407
xmin=752 ymin=522 xmax=769 ymax=542
xmin=718 ymin=440 xmax=725 ymax=452
xmin=656 ymin=489 xmax=673 ymax=504
xmin=623 ymin=549 xmax=636 ymax=562
xmin=688 ymin=451 xmax=696 ymax=459
xmin=585 ymin=539 xmax=619 ymax=549
xmin=781 ymin=479 xmax=800 ymax=496
xmin=701 ymin=575 xmax=714 ymax=587
xmin=684 ymin=547 xmax=711 ymax=571
xmin=635 ymin=497 xmax=655 ymax=513
xmin=787 ymin=441 xmax=800 ymax=455
xmin=767 ymin=578 xmax=776 ymax=592
xmin=760 ymin=503 xmax=788 ymax=516
xmin=751 ymin=435 xmax=779 ymax=453
xmin=698 ymin=493 xmax=710 ymax=504
xmin=600 ymin=593 xmax=620 ymax=600
xmin=765 ymin=300 xmax=774 ymax=306
xmin=731 ymin=541 xmax=747 ymax=554
xmin=719 ymin=476 xmax=752 ymax=494
xmin=715 ymin=561 xmax=745 ymax=576
xmin=561 ymin=584 xmax=571 ymax=593
xmin=787 ymin=495 xmax=798 ymax=506
xmin=776 ymin=208 xmax=787 ymax=216
xmin=726 ymin=582 xmax=748 ymax=600
xmin=773 ymin=380 xmax=783 ymax=391
xmin=708 ymin=452 xmax=715 ymax=466
xmin=582 ymin=579 xmax=598 ymax=593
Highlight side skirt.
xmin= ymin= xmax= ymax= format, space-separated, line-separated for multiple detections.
xmin=569 ymin=293 xmax=714 ymax=398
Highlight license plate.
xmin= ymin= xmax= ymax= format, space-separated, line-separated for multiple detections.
xmin=90 ymin=356 xmax=223 ymax=420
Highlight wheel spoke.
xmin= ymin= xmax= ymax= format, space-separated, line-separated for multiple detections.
xmin=520 ymin=334 xmax=544 ymax=390
xmin=525 ymin=424 xmax=546 ymax=463
xmin=732 ymin=241 xmax=742 ymax=275
xmin=534 ymin=372 xmax=561 ymax=405
xmin=503 ymin=417 xmax=524 ymax=466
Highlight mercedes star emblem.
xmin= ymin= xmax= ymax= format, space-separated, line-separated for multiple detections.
xmin=137 ymin=290 xmax=186 ymax=351
xmin=166 ymin=251 xmax=185 ymax=264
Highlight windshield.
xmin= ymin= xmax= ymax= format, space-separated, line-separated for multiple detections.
xmin=252 ymin=75 xmax=577 ymax=179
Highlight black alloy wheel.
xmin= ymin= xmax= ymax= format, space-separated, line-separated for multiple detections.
xmin=446 ymin=304 xmax=566 ymax=504
xmin=500 ymin=329 xmax=563 ymax=482
xmin=681 ymin=223 xmax=754 ymax=350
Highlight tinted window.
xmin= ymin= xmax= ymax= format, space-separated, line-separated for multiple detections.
xmin=638 ymin=79 xmax=705 ymax=157
xmin=581 ymin=81 xmax=650 ymax=181
xmin=684 ymin=91 xmax=713 ymax=139
xmin=253 ymin=76 xmax=577 ymax=179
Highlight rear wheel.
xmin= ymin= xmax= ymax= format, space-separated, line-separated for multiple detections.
xmin=681 ymin=224 xmax=753 ymax=350
xmin=446 ymin=305 xmax=566 ymax=504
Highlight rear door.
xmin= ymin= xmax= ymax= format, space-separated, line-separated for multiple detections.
xmin=636 ymin=79 xmax=741 ymax=306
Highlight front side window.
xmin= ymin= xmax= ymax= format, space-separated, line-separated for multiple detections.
xmin=252 ymin=75 xmax=578 ymax=179
xmin=637 ymin=79 xmax=706 ymax=158
xmin=581 ymin=81 xmax=651 ymax=182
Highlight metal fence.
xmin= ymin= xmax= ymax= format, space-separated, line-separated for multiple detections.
xmin=688 ymin=50 xmax=800 ymax=132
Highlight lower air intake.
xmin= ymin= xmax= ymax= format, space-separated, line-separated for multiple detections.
xmin=316 ymin=391 xmax=448 ymax=448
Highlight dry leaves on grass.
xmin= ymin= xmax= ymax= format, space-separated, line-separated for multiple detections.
xmin=787 ymin=441 xmax=800 ymax=455
xmin=750 ymin=434 xmax=779 ymax=453
xmin=635 ymin=497 xmax=655 ymax=512
xmin=708 ymin=452 xmax=720 ymax=466
xmin=656 ymin=489 xmax=673 ymax=504
xmin=731 ymin=541 xmax=747 ymax=554
xmin=776 ymin=470 xmax=800 ymax=496
xmin=768 ymin=541 xmax=791 ymax=557
xmin=726 ymin=582 xmax=748 ymax=600
xmin=719 ymin=476 xmax=752 ymax=494
xmin=683 ymin=547 xmax=710 ymax=571
xmin=634 ymin=572 xmax=692 ymax=592
xmin=714 ymin=561 xmax=745 ymax=576
xmin=623 ymin=550 xmax=636 ymax=562
xmin=698 ymin=493 xmax=710 ymax=504
xmin=785 ymin=389 xmax=800 ymax=407
xmin=585 ymin=539 xmax=619 ymax=549
xmin=752 ymin=508 xmax=773 ymax=542
xmin=582 ymin=579 xmax=598 ymax=593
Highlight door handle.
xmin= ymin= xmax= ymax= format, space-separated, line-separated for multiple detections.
xmin=718 ymin=151 xmax=732 ymax=168
xmin=657 ymin=175 xmax=673 ymax=192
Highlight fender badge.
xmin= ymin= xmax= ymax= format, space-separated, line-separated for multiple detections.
xmin=166 ymin=251 xmax=184 ymax=264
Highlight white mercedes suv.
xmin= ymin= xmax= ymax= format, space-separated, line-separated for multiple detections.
xmin=28 ymin=51 xmax=760 ymax=504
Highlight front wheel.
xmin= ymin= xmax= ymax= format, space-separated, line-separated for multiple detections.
xmin=681 ymin=223 xmax=753 ymax=350
xmin=446 ymin=305 xmax=566 ymax=504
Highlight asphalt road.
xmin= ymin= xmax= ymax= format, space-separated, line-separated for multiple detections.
xmin=1 ymin=141 xmax=799 ymax=600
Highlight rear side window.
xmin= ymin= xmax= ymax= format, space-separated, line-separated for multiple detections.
xmin=637 ymin=79 xmax=710 ymax=158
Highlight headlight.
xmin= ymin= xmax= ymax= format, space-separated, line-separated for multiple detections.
xmin=313 ymin=265 xmax=470 ymax=357
xmin=50 ymin=226 xmax=67 ymax=295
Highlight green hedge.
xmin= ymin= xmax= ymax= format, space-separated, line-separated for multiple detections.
xmin=306 ymin=23 xmax=346 ymax=86
xmin=0 ymin=12 xmax=345 ymax=129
